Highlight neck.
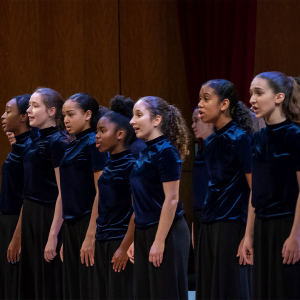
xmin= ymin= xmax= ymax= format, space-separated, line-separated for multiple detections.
xmin=110 ymin=142 xmax=126 ymax=155
xmin=264 ymin=108 xmax=286 ymax=125
xmin=146 ymin=129 xmax=164 ymax=141
xmin=13 ymin=124 xmax=30 ymax=137
xmin=39 ymin=120 xmax=56 ymax=130
xmin=214 ymin=115 xmax=232 ymax=130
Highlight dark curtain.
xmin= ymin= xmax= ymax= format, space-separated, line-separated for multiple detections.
xmin=178 ymin=0 xmax=257 ymax=107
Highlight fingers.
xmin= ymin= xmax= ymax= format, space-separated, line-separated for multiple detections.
xmin=89 ymin=251 xmax=95 ymax=266
xmin=149 ymin=253 xmax=163 ymax=267
xmin=84 ymin=251 xmax=90 ymax=267
xmin=243 ymin=247 xmax=253 ymax=265
xmin=45 ymin=249 xmax=57 ymax=263
xmin=60 ymin=246 xmax=63 ymax=262
xmin=80 ymin=250 xmax=84 ymax=264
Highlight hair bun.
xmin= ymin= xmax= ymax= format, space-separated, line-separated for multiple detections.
xmin=110 ymin=95 xmax=134 ymax=119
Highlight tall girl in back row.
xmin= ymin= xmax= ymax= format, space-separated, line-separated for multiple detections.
xmin=0 ymin=94 xmax=34 ymax=300
xmin=19 ymin=88 xmax=68 ymax=299
xmin=59 ymin=93 xmax=107 ymax=299
xmin=244 ymin=71 xmax=300 ymax=299
xmin=129 ymin=96 xmax=190 ymax=300
xmin=196 ymin=80 xmax=253 ymax=300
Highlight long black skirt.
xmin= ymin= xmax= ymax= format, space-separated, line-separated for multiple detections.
xmin=18 ymin=199 xmax=62 ymax=300
xmin=93 ymin=238 xmax=134 ymax=300
xmin=62 ymin=214 xmax=95 ymax=300
xmin=134 ymin=216 xmax=190 ymax=300
xmin=193 ymin=210 xmax=202 ymax=265
xmin=0 ymin=213 xmax=19 ymax=300
xmin=196 ymin=221 xmax=250 ymax=300
xmin=253 ymin=216 xmax=300 ymax=300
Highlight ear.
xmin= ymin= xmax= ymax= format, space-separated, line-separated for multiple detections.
xmin=20 ymin=113 xmax=27 ymax=124
xmin=116 ymin=129 xmax=125 ymax=141
xmin=47 ymin=107 xmax=56 ymax=117
xmin=85 ymin=110 xmax=92 ymax=121
xmin=153 ymin=115 xmax=162 ymax=127
xmin=220 ymin=98 xmax=230 ymax=112
xmin=275 ymin=93 xmax=285 ymax=105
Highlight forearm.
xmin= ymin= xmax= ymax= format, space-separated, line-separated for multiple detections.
xmin=120 ymin=213 xmax=135 ymax=251
xmin=289 ymin=193 xmax=300 ymax=239
xmin=85 ymin=194 xmax=98 ymax=239
xmin=155 ymin=198 xmax=178 ymax=243
xmin=12 ymin=206 xmax=23 ymax=240
xmin=49 ymin=194 xmax=64 ymax=237
xmin=245 ymin=192 xmax=255 ymax=238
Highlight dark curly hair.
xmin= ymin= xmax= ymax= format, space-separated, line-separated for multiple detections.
xmin=139 ymin=96 xmax=190 ymax=160
xmin=67 ymin=93 xmax=100 ymax=131
xmin=203 ymin=79 xmax=253 ymax=133
xmin=13 ymin=94 xmax=31 ymax=127
xmin=255 ymin=72 xmax=300 ymax=123
xmin=102 ymin=95 xmax=135 ymax=147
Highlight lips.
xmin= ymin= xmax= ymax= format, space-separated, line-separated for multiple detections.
xmin=95 ymin=141 xmax=101 ymax=149
xmin=28 ymin=117 xmax=35 ymax=122
xmin=252 ymin=106 xmax=259 ymax=114
xmin=199 ymin=110 xmax=204 ymax=118
xmin=133 ymin=127 xmax=140 ymax=133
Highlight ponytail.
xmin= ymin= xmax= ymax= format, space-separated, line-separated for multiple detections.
xmin=284 ymin=77 xmax=300 ymax=123
xmin=140 ymin=96 xmax=190 ymax=160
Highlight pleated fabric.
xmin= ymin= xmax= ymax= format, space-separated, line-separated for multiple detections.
xmin=0 ymin=214 xmax=19 ymax=300
xmin=62 ymin=214 xmax=95 ymax=300
xmin=134 ymin=216 xmax=190 ymax=300
xmin=196 ymin=221 xmax=250 ymax=300
xmin=18 ymin=199 xmax=62 ymax=300
xmin=93 ymin=238 xmax=134 ymax=300
xmin=193 ymin=210 xmax=201 ymax=266
xmin=253 ymin=216 xmax=300 ymax=300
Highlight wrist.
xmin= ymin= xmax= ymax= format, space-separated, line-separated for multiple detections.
xmin=154 ymin=237 xmax=165 ymax=244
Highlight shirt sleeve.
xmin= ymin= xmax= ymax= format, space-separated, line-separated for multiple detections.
xmin=88 ymin=142 xmax=108 ymax=171
xmin=50 ymin=137 xmax=68 ymax=168
xmin=236 ymin=132 xmax=252 ymax=174
xmin=291 ymin=131 xmax=300 ymax=171
xmin=157 ymin=147 xmax=182 ymax=182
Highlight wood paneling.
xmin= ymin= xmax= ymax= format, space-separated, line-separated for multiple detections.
xmin=254 ymin=0 xmax=300 ymax=77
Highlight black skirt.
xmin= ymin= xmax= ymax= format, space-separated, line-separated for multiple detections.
xmin=62 ymin=214 xmax=94 ymax=300
xmin=93 ymin=238 xmax=134 ymax=300
xmin=0 ymin=213 xmax=19 ymax=300
xmin=196 ymin=221 xmax=250 ymax=300
xmin=193 ymin=209 xmax=202 ymax=265
xmin=18 ymin=199 xmax=62 ymax=300
xmin=253 ymin=216 xmax=300 ymax=300
xmin=134 ymin=216 xmax=190 ymax=300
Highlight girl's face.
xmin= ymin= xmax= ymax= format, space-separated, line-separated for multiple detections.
xmin=2 ymin=99 xmax=24 ymax=133
xmin=191 ymin=109 xmax=213 ymax=139
xmin=130 ymin=100 xmax=159 ymax=140
xmin=27 ymin=93 xmax=54 ymax=129
xmin=198 ymin=85 xmax=224 ymax=125
xmin=249 ymin=77 xmax=283 ymax=119
xmin=62 ymin=100 xmax=91 ymax=135
xmin=96 ymin=117 xmax=124 ymax=153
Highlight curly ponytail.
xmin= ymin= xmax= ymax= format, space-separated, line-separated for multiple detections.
xmin=140 ymin=96 xmax=190 ymax=160
xmin=203 ymin=79 xmax=253 ymax=133
xmin=255 ymin=71 xmax=300 ymax=123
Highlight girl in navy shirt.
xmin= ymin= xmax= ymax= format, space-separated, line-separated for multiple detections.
xmin=191 ymin=108 xmax=213 ymax=253
xmin=196 ymin=80 xmax=253 ymax=300
xmin=0 ymin=94 xmax=33 ymax=300
xmin=19 ymin=88 xmax=68 ymax=300
xmin=129 ymin=96 xmax=190 ymax=300
xmin=59 ymin=93 xmax=107 ymax=299
xmin=94 ymin=95 xmax=136 ymax=299
xmin=244 ymin=71 xmax=300 ymax=299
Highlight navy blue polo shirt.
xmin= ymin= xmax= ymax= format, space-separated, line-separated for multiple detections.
xmin=193 ymin=147 xmax=209 ymax=213
xmin=128 ymin=138 xmax=146 ymax=159
xmin=0 ymin=131 xmax=35 ymax=214
xmin=130 ymin=135 xmax=184 ymax=228
xmin=252 ymin=119 xmax=300 ymax=219
xmin=96 ymin=150 xmax=135 ymax=241
xmin=201 ymin=121 xmax=251 ymax=224
xmin=22 ymin=126 xmax=68 ymax=204
xmin=60 ymin=128 xmax=107 ymax=220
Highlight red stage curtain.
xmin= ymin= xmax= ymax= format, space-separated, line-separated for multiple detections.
xmin=178 ymin=0 xmax=257 ymax=107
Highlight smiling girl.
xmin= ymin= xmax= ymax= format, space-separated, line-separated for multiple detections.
xmin=243 ymin=72 xmax=300 ymax=299
xmin=0 ymin=94 xmax=34 ymax=300
xmin=129 ymin=96 xmax=190 ymax=300
xmin=59 ymin=93 xmax=107 ymax=300
xmin=93 ymin=95 xmax=136 ymax=299
xmin=18 ymin=88 xmax=68 ymax=300
xmin=196 ymin=79 xmax=253 ymax=300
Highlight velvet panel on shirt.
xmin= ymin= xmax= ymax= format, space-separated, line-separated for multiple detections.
xmin=128 ymin=138 xmax=147 ymax=160
xmin=0 ymin=131 xmax=35 ymax=214
xmin=60 ymin=128 xmax=108 ymax=220
xmin=22 ymin=126 xmax=68 ymax=204
xmin=96 ymin=150 xmax=135 ymax=241
xmin=130 ymin=135 xmax=184 ymax=228
xmin=201 ymin=121 xmax=251 ymax=224
xmin=193 ymin=147 xmax=209 ymax=212
xmin=252 ymin=119 xmax=300 ymax=219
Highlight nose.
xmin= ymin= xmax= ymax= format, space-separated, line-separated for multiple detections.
xmin=129 ymin=117 xmax=135 ymax=125
xmin=192 ymin=122 xmax=195 ymax=129
xmin=26 ymin=106 xmax=31 ymax=113
xmin=1 ymin=113 xmax=5 ymax=119
xmin=198 ymin=100 xmax=203 ymax=108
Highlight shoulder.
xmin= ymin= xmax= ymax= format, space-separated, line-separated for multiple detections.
xmin=159 ymin=141 xmax=181 ymax=161
xmin=49 ymin=131 xmax=69 ymax=149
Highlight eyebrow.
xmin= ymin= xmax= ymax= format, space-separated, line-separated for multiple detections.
xmin=203 ymin=93 xmax=211 ymax=96
xmin=65 ymin=110 xmax=75 ymax=112
xmin=250 ymin=87 xmax=264 ymax=91
xmin=6 ymin=105 xmax=12 ymax=109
